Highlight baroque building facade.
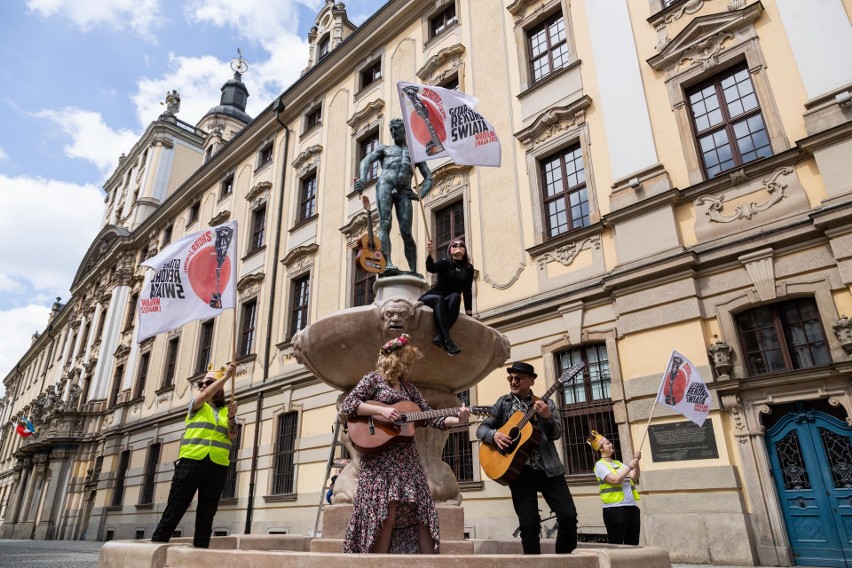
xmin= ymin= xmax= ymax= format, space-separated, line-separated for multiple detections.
xmin=1 ymin=0 xmax=851 ymax=565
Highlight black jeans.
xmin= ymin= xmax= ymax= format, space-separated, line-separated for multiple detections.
xmin=603 ymin=505 xmax=641 ymax=545
xmin=151 ymin=455 xmax=228 ymax=548
xmin=419 ymin=292 xmax=461 ymax=342
xmin=509 ymin=465 xmax=578 ymax=554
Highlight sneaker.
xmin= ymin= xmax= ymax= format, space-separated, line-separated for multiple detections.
xmin=444 ymin=340 xmax=461 ymax=356
xmin=432 ymin=335 xmax=445 ymax=349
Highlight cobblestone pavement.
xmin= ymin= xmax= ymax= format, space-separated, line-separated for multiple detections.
xmin=0 ymin=539 xmax=102 ymax=568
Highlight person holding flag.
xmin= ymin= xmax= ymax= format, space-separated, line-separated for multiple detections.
xmin=151 ymin=362 xmax=238 ymax=548
xmin=587 ymin=430 xmax=642 ymax=545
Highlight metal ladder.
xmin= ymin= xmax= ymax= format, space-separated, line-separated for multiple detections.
xmin=312 ymin=417 xmax=347 ymax=537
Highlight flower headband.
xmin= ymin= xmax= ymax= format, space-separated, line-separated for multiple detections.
xmin=380 ymin=333 xmax=411 ymax=355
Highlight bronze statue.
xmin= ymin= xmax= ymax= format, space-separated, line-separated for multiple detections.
xmin=163 ymin=90 xmax=181 ymax=116
xmin=354 ymin=118 xmax=433 ymax=275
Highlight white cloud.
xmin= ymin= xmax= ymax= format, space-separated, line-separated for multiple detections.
xmin=34 ymin=108 xmax=140 ymax=176
xmin=0 ymin=147 xmax=8 ymax=161
xmin=0 ymin=174 xmax=104 ymax=294
xmin=0 ymin=304 xmax=51 ymax=383
xmin=27 ymin=0 xmax=163 ymax=41
xmin=185 ymin=0 xmax=321 ymax=44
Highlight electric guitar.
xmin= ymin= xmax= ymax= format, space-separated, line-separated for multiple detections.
xmin=479 ymin=362 xmax=585 ymax=485
xmin=355 ymin=193 xmax=386 ymax=274
xmin=402 ymin=85 xmax=445 ymax=156
xmin=348 ymin=400 xmax=494 ymax=455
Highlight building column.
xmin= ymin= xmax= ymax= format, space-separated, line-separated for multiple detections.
xmin=11 ymin=455 xmax=47 ymax=539
xmin=0 ymin=459 xmax=30 ymax=538
xmin=33 ymin=449 xmax=70 ymax=540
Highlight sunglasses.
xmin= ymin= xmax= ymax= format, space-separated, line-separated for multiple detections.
xmin=507 ymin=374 xmax=529 ymax=383
xmin=450 ymin=243 xmax=465 ymax=248
xmin=199 ymin=380 xmax=215 ymax=389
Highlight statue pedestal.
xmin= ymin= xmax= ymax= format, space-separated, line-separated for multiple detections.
xmin=320 ymin=504 xmax=465 ymax=540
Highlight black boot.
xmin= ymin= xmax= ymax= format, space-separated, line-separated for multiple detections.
xmin=432 ymin=335 xmax=445 ymax=349
xmin=443 ymin=339 xmax=461 ymax=356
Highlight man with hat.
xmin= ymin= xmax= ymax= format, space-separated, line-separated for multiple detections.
xmin=151 ymin=361 xmax=238 ymax=548
xmin=477 ymin=361 xmax=578 ymax=554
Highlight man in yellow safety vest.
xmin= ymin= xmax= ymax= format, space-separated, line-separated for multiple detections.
xmin=151 ymin=361 xmax=238 ymax=547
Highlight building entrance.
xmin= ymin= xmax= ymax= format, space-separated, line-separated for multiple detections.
xmin=765 ymin=404 xmax=852 ymax=567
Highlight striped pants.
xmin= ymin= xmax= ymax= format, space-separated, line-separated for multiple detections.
xmin=151 ymin=455 xmax=228 ymax=548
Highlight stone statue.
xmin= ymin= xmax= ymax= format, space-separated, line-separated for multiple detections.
xmin=42 ymin=385 xmax=59 ymax=420
xmin=163 ymin=90 xmax=181 ymax=116
xmin=354 ymin=118 xmax=433 ymax=274
xmin=63 ymin=381 xmax=82 ymax=413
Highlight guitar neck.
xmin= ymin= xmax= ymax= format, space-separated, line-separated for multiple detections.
xmin=402 ymin=406 xmax=484 ymax=423
xmin=515 ymin=363 xmax=585 ymax=431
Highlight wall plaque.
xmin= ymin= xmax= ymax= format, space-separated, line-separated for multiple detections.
xmin=649 ymin=419 xmax=718 ymax=462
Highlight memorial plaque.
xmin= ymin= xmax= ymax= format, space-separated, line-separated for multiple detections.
xmin=649 ymin=419 xmax=718 ymax=462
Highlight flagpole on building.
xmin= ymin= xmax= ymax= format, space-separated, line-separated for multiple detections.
xmin=231 ymin=309 xmax=237 ymax=403
xmin=412 ymin=168 xmax=432 ymax=247
xmin=638 ymin=397 xmax=660 ymax=453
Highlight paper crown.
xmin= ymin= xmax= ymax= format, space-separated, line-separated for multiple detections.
xmin=587 ymin=430 xmax=605 ymax=452
xmin=380 ymin=333 xmax=411 ymax=355
xmin=207 ymin=363 xmax=226 ymax=380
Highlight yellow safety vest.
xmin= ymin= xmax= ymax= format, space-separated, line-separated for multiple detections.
xmin=179 ymin=402 xmax=231 ymax=466
xmin=596 ymin=459 xmax=640 ymax=504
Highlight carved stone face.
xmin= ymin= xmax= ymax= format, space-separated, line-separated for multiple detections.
xmin=380 ymin=299 xmax=412 ymax=335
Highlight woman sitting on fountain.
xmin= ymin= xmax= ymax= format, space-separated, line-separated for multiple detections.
xmin=340 ymin=334 xmax=470 ymax=553
xmin=419 ymin=237 xmax=474 ymax=356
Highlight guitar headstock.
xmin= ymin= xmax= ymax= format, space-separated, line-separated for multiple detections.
xmin=470 ymin=405 xmax=496 ymax=417
xmin=361 ymin=193 xmax=370 ymax=211
xmin=557 ymin=362 xmax=585 ymax=385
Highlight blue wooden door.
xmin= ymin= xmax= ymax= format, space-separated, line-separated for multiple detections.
xmin=766 ymin=408 xmax=852 ymax=567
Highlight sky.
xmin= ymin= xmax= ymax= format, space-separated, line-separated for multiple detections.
xmin=0 ymin=0 xmax=382 ymax=388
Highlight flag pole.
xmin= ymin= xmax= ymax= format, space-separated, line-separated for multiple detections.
xmin=638 ymin=397 xmax=660 ymax=453
xmin=230 ymin=309 xmax=237 ymax=403
xmin=412 ymin=168 xmax=432 ymax=247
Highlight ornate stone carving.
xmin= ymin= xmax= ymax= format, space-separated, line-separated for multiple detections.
xmin=679 ymin=31 xmax=734 ymax=70
xmin=537 ymin=235 xmax=601 ymax=270
xmin=339 ymin=211 xmax=369 ymax=241
xmin=246 ymin=181 xmax=273 ymax=203
xmin=237 ymin=272 xmax=265 ymax=297
xmin=708 ymin=337 xmax=734 ymax=377
xmin=416 ymin=44 xmax=465 ymax=83
xmin=720 ymin=394 xmax=748 ymax=442
xmin=282 ymin=243 xmax=319 ymax=275
xmin=695 ymin=167 xmax=793 ymax=224
xmin=662 ymin=0 xmax=706 ymax=24
xmin=209 ymin=209 xmax=231 ymax=226
xmin=514 ymin=96 xmax=591 ymax=151
xmin=828 ymin=396 xmax=852 ymax=426
xmin=347 ymin=99 xmax=385 ymax=135
xmin=291 ymin=145 xmax=323 ymax=175
xmin=483 ymin=263 xmax=526 ymax=290
xmin=740 ymin=248 xmax=776 ymax=302
xmin=833 ymin=316 xmax=852 ymax=354
xmin=424 ymin=164 xmax=470 ymax=203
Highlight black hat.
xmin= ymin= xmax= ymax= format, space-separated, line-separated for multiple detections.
xmin=506 ymin=361 xmax=537 ymax=378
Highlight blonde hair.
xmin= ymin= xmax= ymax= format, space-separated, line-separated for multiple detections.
xmin=376 ymin=343 xmax=418 ymax=388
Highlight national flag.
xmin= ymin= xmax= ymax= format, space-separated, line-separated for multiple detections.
xmin=16 ymin=418 xmax=36 ymax=437
xmin=655 ymin=350 xmax=713 ymax=427
xmin=397 ymin=81 xmax=501 ymax=169
xmin=137 ymin=221 xmax=238 ymax=342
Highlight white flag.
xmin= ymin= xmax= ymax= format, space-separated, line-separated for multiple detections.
xmin=397 ymin=81 xmax=501 ymax=167
xmin=655 ymin=350 xmax=713 ymax=427
xmin=137 ymin=221 xmax=238 ymax=342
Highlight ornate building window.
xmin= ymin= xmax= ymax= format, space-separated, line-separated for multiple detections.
xmin=358 ymin=130 xmax=380 ymax=183
xmin=289 ymin=275 xmax=311 ymax=337
xmin=220 ymin=173 xmax=234 ymax=199
xmin=527 ymin=11 xmax=568 ymax=84
xmin=541 ymin=143 xmax=589 ymax=239
xmin=109 ymin=364 xmax=124 ymax=406
xmin=272 ymin=411 xmax=298 ymax=494
xmin=352 ymin=252 xmax=376 ymax=307
xmin=430 ymin=4 xmax=458 ymax=39
xmin=435 ymin=201 xmax=465 ymax=261
xmin=359 ymin=60 xmax=382 ymax=92
xmin=133 ymin=352 xmax=150 ymax=399
xmin=161 ymin=337 xmax=179 ymax=388
xmin=195 ymin=319 xmax=215 ymax=375
xmin=110 ymin=449 xmax=131 ymax=507
xmin=239 ymin=298 xmax=258 ymax=357
xmin=139 ymin=443 xmax=161 ymax=505
xmin=735 ymin=298 xmax=831 ymax=376
xmin=222 ymin=425 xmax=242 ymax=499
xmin=249 ymin=204 xmax=267 ymax=252
xmin=299 ymin=173 xmax=318 ymax=222
xmin=687 ymin=64 xmax=772 ymax=178
xmin=304 ymin=105 xmax=322 ymax=133
xmin=187 ymin=202 xmax=200 ymax=226
xmin=318 ymin=35 xmax=331 ymax=61
xmin=257 ymin=143 xmax=274 ymax=169
xmin=442 ymin=389 xmax=474 ymax=482
xmin=556 ymin=344 xmax=618 ymax=476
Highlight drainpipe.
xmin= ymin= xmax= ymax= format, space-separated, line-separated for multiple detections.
xmin=245 ymin=96 xmax=289 ymax=534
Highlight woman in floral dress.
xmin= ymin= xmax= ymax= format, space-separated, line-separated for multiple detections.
xmin=340 ymin=334 xmax=470 ymax=554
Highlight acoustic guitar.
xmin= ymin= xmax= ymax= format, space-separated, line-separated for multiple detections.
xmin=348 ymin=400 xmax=494 ymax=455
xmin=479 ymin=362 xmax=585 ymax=485
xmin=355 ymin=193 xmax=386 ymax=274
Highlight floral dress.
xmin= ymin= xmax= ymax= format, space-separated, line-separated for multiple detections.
xmin=340 ymin=371 xmax=446 ymax=554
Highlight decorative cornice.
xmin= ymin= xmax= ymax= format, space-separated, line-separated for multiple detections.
xmin=281 ymin=243 xmax=320 ymax=267
xmin=291 ymin=145 xmax=323 ymax=171
xmin=237 ymin=271 xmax=266 ymax=293
xmin=694 ymin=166 xmax=792 ymax=224
xmin=536 ymin=235 xmax=601 ymax=269
xmin=347 ymin=99 xmax=385 ymax=132
xmin=514 ymin=96 xmax=592 ymax=150
xmin=416 ymin=43 xmax=465 ymax=82
xmin=246 ymin=181 xmax=273 ymax=202
xmin=339 ymin=211 xmax=369 ymax=240
xmin=209 ymin=209 xmax=231 ymax=226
